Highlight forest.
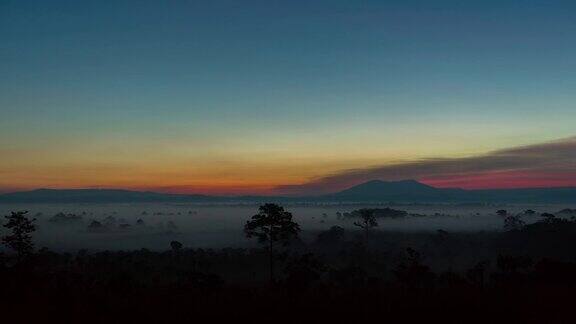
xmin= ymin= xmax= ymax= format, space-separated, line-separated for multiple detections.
xmin=2 ymin=204 xmax=576 ymax=323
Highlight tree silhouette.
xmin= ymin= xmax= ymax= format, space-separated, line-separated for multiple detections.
xmin=431 ymin=229 xmax=457 ymax=270
xmin=87 ymin=220 xmax=105 ymax=232
xmin=466 ymin=260 xmax=490 ymax=288
xmin=353 ymin=208 xmax=378 ymax=237
xmin=244 ymin=203 xmax=300 ymax=283
xmin=170 ymin=240 xmax=183 ymax=260
xmin=540 ymin=213 xmax=556 ymax=222
xmin=2 ymin=211 xmax=36 ymax=261
xmin=497 ymin=209 xmax=508 ymax=217
xmin=393 ymin=247 xmax=435 ymax=289
xmin=316 ymin=225 xmax=345 ymax=245
xmin=503 ymin=214 xmax=525 ymax=232
xmin=283 ymin=253 xmax=326 ymax=290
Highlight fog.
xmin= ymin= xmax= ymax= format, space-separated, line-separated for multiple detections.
xmin=0 ymin=203 xmax=566 ymax=252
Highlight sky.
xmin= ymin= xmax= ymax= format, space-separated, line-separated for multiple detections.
xmin=1 ymin=0 xmax=576 ymax=195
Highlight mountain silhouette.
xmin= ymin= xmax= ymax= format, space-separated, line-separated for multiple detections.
xmin=327 ymin=180 xmax=576 ymax=203
xmin=323 ymin=179 xmax=476 ymax=202
xmin=0 ymin=189 xmax=218 ymax=203
xmin=329 ymin=179 xmax=442 ymax=201
xmin=0 ymin=181 xmax=575 ymax=203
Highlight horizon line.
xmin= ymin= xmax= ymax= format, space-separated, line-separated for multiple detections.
xmin=3 ymin=179 xmax=576 ymax=196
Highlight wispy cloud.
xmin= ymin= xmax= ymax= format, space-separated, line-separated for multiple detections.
xmin=275 ymin=136 xmax=576 ymax=195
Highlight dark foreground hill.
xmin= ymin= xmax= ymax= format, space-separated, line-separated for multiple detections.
xmin=0 ymin=180 xmax=575 ymax=203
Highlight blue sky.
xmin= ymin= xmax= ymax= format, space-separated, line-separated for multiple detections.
xmin=1 ymin=0 xmax=576 ymax=193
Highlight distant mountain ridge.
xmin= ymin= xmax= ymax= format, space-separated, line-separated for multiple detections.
xmin=0 ymin=180 xmax=575 ymax=204
xmin=328 ymin=180 xmax=444 ymax=201
xmin=0 ymin=188 xmax=218 ymax=203
xmin=325 ymin=180 xmax=576 ymax=203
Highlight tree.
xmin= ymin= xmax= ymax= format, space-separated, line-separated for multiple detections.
xmin=87 ymin=220 xmax=105 ymax=232
xmin=466 ymin=260 xmax=490 ymax=288
xmin=353 ymin=208 xmax=378 ymax=237
xmin=497 ymin=210 xmax=508 ymax=217
xmin=431 ymin=229 xmax=457 ymax=270
xmin=283 ymin=253 xmax=327 ymax=290
xmin=2 ymin=211 xmax=36 ymax=260
xmin=244 ymin=203 xmax=300 ymax=283
xmin=171 ymin=240 xmax=183 ymax=252
xmin=503 ymin=214 xmax=525 ymax=232
xmin=316 ymin=225 xmax=345 ymax=245
xmin=540 ymin=213 xmax=556 ymax=222
xmin=393 ymin=247 xmax=435 ymax=289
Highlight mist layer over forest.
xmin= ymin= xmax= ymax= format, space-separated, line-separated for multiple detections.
xmin=3 ymin=202 xmax=576 ymax=323
xmin=0 ymin=203 xmax=566 ymax=251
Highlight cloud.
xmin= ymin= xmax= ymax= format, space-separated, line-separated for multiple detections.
xmin=275 ymin=136 xmax=576 ymax=195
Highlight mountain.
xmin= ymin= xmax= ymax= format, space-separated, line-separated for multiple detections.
xmin=0 ymin=189 xmax=219 ymax=204
xmin=0 ymin=181 xmax=575 ymax=204
xmin=326 ymin=180 xmax=576 ymax=203
xmin=327 ymin=180 xmax=446 ymax=201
